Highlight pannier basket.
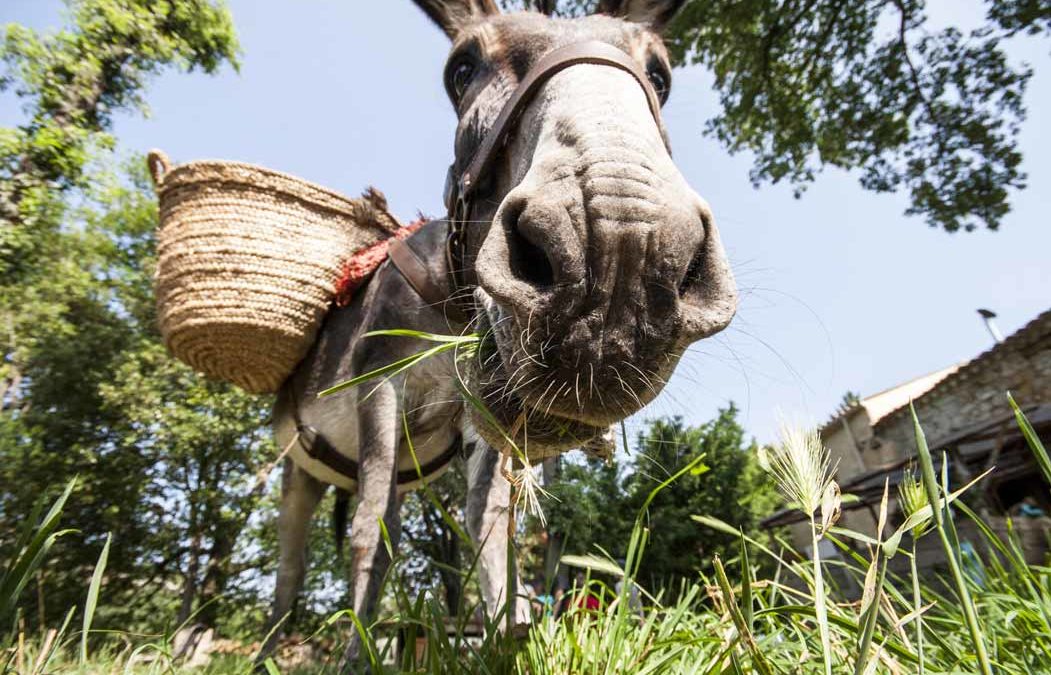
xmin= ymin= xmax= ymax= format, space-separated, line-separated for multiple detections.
xmin=148 ymin=149 xmax=402 ymax=394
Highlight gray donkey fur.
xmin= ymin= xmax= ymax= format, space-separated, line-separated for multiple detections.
xmin=258 ymin=1 xmax=738 ymax=671
xmin=259 ymin=223 xmax=527 ymax=667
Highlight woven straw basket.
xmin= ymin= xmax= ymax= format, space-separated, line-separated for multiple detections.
xmin=149 ymin=149 xmax=402 ymax=394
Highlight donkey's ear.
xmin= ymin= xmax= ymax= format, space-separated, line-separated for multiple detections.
xmin=412 ymin=0 xmax=500 ymax=39
xmin=595 ymin=0 xmax=687 ymax=32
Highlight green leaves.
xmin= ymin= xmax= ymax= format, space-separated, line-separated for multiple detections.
xmin=546 ymin=409 xmax=778 ymax=588
xmin=1 ymin=0 xmax=240 ymax=281
xmin=0 ymin=478 xmax=76 ymax=642
xmin=0 ymin=2 xmax=246 ymax=630
xmin=560 ymin=554 xmax=625 ymax=578
xmin=5 ymin=393 xmax=1051 ymax=675
xmin=1009 ymin=392 xmax=1051 ymax=487
xmin=79 ymin=533 xmax=110 ymax=664
xmin=910 ymin=403 xmax=994 ymax=675
xmin=666 ymin=0 xmax=1032 ymax=232
xmin=510 ymin=0 xmax=1042 ymax=231
xmin=713 ymin=554 xmax=774 ymax=675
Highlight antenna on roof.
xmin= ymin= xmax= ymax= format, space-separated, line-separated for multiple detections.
xmin=977 ymin=308 xmax=1004 ymax=344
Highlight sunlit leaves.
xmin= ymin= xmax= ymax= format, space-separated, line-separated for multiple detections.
xmin=665 ymin=0 xmax=1033 ymax=233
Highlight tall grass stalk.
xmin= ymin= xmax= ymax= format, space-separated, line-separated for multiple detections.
xmin=1009 ymin=392 xmax=1051 ymax=485
xmin=808 ymin=516 xmax=832 ymax=675
xmin=712 ymin=555 xmax=773 ymax=675
xmin=910 ymin=403 xmax=993 ymax=675
xmin=899 ymin=468 xmax=930 ymax=675
xmin=12 ymin=384 xmax=1051 ymax=673
xmin=761 ymin=423 xmax=839 ymax=675
xmin=0 ymin=478 xmax=76 ymax=640
xmin=325 ymin=328 xmax=552 ymax=524
xmin=852 ymin=482 xmax=889 ymax=675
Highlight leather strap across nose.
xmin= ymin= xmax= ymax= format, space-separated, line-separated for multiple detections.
xmin=444 ymin=40 xmax=666 ymax=212
xmin=441 ymin=40 xmax=667 ymax=319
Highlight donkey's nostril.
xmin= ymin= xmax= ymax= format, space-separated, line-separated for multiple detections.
xmin=508 ymin=216 xmax=556 ymax=288
xmin=678 ymin=244 xmax=707 ymax=300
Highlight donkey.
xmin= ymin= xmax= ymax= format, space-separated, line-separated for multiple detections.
xmin=259 ymin=0 xmax=737 ymax=669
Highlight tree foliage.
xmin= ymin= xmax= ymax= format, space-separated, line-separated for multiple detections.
xmin=535 ymin=407 xmax=777 ymax=591
xmin=0 ymin=0 xmax=238 ymax=278
xmin=507 ymin=0 xmax=1048 ymax=232
xmin=0 ymin=0 xmax=263 ymax=633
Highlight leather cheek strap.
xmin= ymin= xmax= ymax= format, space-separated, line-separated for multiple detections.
xmin=451 ymin=40 xmax=666 ymax=208
xmin=388 ymin=235 xmax=465 ymax=323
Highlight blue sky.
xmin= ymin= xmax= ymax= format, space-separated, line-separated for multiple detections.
xmin=3 ymin=1 xmax=1048 ymax=444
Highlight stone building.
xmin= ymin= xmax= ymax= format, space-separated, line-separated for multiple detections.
xmin=763 ymin=308 xmax=1051 ymax=569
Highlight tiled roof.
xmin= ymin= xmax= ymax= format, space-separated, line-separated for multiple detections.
xmin=819 ymin=364 xmax=960 ymax=437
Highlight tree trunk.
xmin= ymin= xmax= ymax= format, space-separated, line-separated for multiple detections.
xmin=196 ymin=525 xmax=235 ymax=629
xmin=439 ymin=529 xmax=462 ymax=613
xmin=542 ymin=457 xmax=569 ymax=591
xmin=176 ymin=531 xmax=200 ymax=626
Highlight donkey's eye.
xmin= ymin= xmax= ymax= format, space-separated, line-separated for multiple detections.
xmin=449 ymin=59 xmax=477 ymax=102
xmin=647 ymin=66 xmax=670 ymax=105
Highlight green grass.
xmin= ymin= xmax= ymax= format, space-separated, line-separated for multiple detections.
xmin=3 ymin=397 xmax=1051 ymax=673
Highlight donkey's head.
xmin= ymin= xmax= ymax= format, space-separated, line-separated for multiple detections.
xmin=413 ymin=0 xmax=737 ymax=457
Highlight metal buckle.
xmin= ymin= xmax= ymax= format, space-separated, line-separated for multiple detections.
xmin=296 ymin=424 xmax=320 ymax=457
xmin=443 ymin=163 xmax=457 ymax=213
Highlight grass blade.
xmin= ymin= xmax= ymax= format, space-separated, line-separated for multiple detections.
xmin=0 ymin=478 xmax=77 ymax=630
xmin=1008 ymin=393 xmax=1051 ymax=486
xmin=318 ymin=341 xmax=460 ymax=397
xmin=910 ymin=403 xmax=993 ymax=675
xmin=713 ymin=555 xmax=774 ymax=675
xmin=362 ymin=328 xmax=480 ymax=344
xmin=810 ymin=516 xmax=833 ymax=675
xmin=79 ymin=533 xmax=111 ymax=664
xmin=740 ymin=533 xmax=754 ymax=634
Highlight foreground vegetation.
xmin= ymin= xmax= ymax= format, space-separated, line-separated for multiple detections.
xmin=3 ymin=397 xmax=1049 ymax=674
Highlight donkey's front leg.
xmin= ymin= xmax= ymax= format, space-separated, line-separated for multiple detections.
xmin=256 ymin=458 xmax=326 ymax=667
xmin=466 ymin=441 xmax=531 ymax=632
xmin=340 ymin=382 xmax=402 ymax=671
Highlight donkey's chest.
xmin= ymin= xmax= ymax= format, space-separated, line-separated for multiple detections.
xmin=285 ymin=360 xmax=464 ymax=492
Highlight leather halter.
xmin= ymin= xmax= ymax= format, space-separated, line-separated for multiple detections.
xmin=388 ymin=233 xmax=465 ymax=325
xmin=442 ymin=40 xmax=667 ymax=316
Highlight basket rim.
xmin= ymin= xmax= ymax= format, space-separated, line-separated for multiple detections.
xmin=154 ymin=158 xmax=390 ymax=220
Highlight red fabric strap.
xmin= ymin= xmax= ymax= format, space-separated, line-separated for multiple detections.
xmin=334 ymin=217 xmax=427 ymax=307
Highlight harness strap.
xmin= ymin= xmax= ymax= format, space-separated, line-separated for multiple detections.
xmin=387 ymin=236 xmax=460 ymax=322
xmin=292 ymin=399 xmax=462 ymax=486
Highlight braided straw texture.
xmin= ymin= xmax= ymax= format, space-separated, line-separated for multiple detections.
xmin=150 ymin=150 xmax=402 ymax=393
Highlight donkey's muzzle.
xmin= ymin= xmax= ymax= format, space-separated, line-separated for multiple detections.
xmin=480 ymin=183 xmax=735 ymax=346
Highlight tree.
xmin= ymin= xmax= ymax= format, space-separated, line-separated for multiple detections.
xmin=505 ymin=0 xmax=1050 ymax=232
xmin=0 ymin=0 xmax=258 ymax=633
xmin=533 ymin=407 xmax=777 ymax=592
xmin=538 ymin=453 xmax=632 ymax=585
xmin=624 ymin=409 xmax=776 ymax=588
xmin=1 ymin=0 xmax=238 ymax=281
